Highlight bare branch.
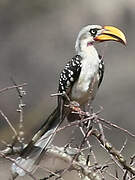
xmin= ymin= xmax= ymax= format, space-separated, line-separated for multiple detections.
xmin=0 ymin=83 xmax=27 ymax=94
xmin=11 ymin=79 xmax=26 ymax=143
xmin=92 ymin=129 xmax=135 ymax=175
xmin=119 ymin=138 xmax=127 ymax=153
xmin=0 ymin=110 xmax=17 ymax=136
xmin=0 ymin=151 xmax=36 ymax=180
xmin=45 ymin=145 xmax=103 ymax=180
xmin=98 ymin=117 xmax=135 ymax=138
xmin=0 ymin=89 xmax=134 ymax=180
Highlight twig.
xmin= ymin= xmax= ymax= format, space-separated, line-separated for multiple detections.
xmin=98 ymin=117 xmax=135 ymax=138
xmin=11 ymin=79 xmax=26 ymax=143
xmin=46 ymin=145 xmax=102 ymax=180
xmin=79 ymin=126 xmax=97 ymax=165
xmin=0 ymin=110 xmax=17 ymax=136
xmin=130 ymin=154 xmax=135 ymax=165
xmin=38 ymin=167 xmax=64 ymax=180
xmin=123 ymin=170 xmax=128 ymax=180
xmin=0 ymin=83 xmax=27 ymax=94
xmin=97 ymin=120 xmax=105 ymax=146
xmin=51 ymin=92 xmax=64 ymax=97
xmin=105 ymin=170 xmax=119 ymax=180
xmin=92 ymin=129 xmax=135 ymax=175
xmin=51 ymin=92 xmax=71 ymax=102
xmin=0 ymin=152 xmax=36 ymax=180
xmin=119 ymin=138 xmax=127 ymax=153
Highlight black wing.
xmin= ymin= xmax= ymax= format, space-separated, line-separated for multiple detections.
xmin=57 ymin=55 xmax=82 ymax=120
xmin=98 ymin=55 xmax=104 ymax=88
xmin=58 ymin=55 xmax=82 ymax=95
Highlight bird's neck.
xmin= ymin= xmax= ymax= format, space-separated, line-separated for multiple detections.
xmin=78 ymin=44 xmax=99 ymax=77
xmin=77 ymin=43 xmax=99 ymax=62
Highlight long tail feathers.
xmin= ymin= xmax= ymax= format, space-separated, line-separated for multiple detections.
xmin=11 ymin=106 xmax=61 ymax=176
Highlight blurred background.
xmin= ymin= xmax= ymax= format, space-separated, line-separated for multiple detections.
xmin=0 ymin=0 xmax=135 ymax=179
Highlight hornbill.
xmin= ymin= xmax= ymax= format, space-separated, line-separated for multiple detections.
xmin=12 ymin=25 xmax=126 ymax=176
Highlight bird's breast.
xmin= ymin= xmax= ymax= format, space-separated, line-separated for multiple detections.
xmin=71 ymin=56 xmax=99 ymax=105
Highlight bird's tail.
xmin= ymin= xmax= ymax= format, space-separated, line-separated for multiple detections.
xmin=11 ymin=106 xmax=61 ymax=176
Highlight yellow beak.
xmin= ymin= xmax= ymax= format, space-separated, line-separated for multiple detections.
xmin=95 ymin=26 xmax=127 ymax=45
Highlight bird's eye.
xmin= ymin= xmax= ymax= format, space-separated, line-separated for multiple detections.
xmin=89 ymin=28 xmax=98 ymax=36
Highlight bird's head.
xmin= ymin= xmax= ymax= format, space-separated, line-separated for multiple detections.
xmin=75 ymin=25 xmax=126 ymax=53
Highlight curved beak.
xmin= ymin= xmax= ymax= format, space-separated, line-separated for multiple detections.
xmin=95 ymin=26 xmax=127 ymax=45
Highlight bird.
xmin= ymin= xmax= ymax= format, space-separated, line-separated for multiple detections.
xmin=11 ymin=25 xmax=126 ymax=177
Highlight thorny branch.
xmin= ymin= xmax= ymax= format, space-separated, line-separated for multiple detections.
xmin=0 ymin=91 xmax=135 ymax=179
xmin=11 ymin=78 xmax=26 ymax=143
xmin=0 ymin=152 xmax=36 ymax=180
xmin=0 ymin=110 xmax=17 ymax=136
xmin=0 ymin=82 xmax=27 ymax=156
xmin=91 ymin=129 xmax=135 ymax=175
xmin=0 ymin=83 xmax=27 ymax=94
xmin=45 ymin=145 xmax=102 ymax=180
